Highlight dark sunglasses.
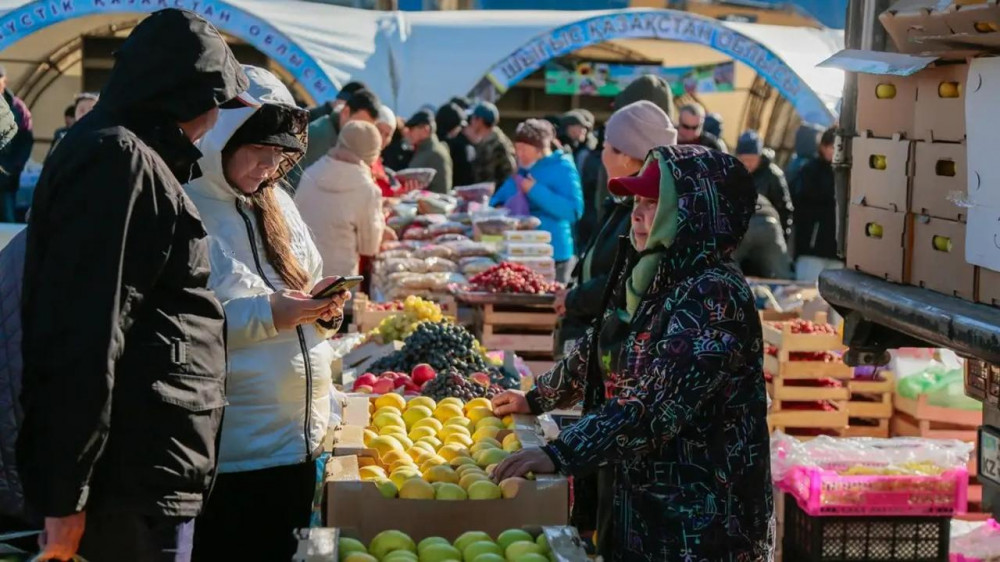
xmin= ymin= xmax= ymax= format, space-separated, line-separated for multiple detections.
xmin=679 ymin=123 xmax=700 ymax=131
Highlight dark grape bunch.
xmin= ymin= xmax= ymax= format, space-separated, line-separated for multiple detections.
xmin=370 ymin=321 xmax=490 ymax=375
xmin=421 ymin=369 xmax=503 ymax=401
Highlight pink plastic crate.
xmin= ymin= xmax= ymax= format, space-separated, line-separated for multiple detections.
xmin=779 ymin=465 xmax=968 ymax=516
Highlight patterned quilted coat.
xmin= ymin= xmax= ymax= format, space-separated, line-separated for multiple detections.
xmin=0 ymin=229 xmax=26 ymax=518
xmin=531 ymin=145 xmax=773 ymax=561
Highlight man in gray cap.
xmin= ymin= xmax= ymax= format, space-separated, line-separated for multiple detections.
xmin=0 ymin=65 xmax=33 ymax=223
xmin=467 ymin=101 xmax=515 ymax=187
xmin=561 ymin=109 xmax=598 ymax=172
xmin=405 ymin=109 xmax=453 ymax=194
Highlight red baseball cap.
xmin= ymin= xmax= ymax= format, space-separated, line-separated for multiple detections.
xmin=608 ymin=159 xmax=661 ymax=199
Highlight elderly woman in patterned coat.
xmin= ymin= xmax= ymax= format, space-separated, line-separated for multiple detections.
xmin=492 ymin=144 xmax=773 ymax=561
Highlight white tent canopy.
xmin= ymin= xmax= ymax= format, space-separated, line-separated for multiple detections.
xmin=0 ymin=1 xmax=843 ymax=121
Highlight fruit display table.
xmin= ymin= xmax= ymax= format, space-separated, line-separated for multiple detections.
xmin=323 ymin=394 xmax=570 ymax=543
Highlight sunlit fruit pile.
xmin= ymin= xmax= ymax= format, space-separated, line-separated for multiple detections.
xmin=767 ymin=319 xmax=837 ymax=335
xmin=375 ymin=296 xmax=445 ymax=341
xmin=371 ymin=322 xmax=492 ymax=376
xmin=467 ymin=263 xmax=562 ymax=295
xmin=338 ymin=528 xmax=555 ymax=562
xmin=360 ymin=394 xmax=530 ymax=502
xmin=351 ymin=364 xmax=439 ymax=395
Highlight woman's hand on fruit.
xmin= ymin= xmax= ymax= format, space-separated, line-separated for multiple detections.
xmin=492 ymin=448 xmax=555 ymax=482
xmin=492 ymin=390 xmax=530 ymax=416
xmin=269 ymin=289 xmax=332 ymax=330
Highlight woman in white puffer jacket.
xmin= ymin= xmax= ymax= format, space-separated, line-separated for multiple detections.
xmin=184 ymin=66 xmax=350 ymax=561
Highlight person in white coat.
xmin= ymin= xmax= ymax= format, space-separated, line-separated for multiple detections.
xmin=296 ymin=120 xmax=385 ymax=278
xmin=184 ymin=66 xmax=350 ymax=561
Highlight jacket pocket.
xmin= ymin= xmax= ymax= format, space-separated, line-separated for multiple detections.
xmin=152 ymin=373 xmax=227 ymax=411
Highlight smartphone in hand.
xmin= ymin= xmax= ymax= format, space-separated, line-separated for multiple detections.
xmin=311 ymin=276 xmax=363 ymax=300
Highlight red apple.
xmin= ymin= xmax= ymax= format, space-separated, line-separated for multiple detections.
xmin=380 ymin=371 xmax=396 ymax=379
xmin=393 ymin=375 xmax=411 ymax=388
xmin=372 ymin=378 xmax=395 ymax=394
xmin=355 ymin=373 xmax=377 ymax=387
xmin=411 ymin=364 xmax=437 ymax=385
xmin=354 ymin=385 xmax=374 ymax=394
xmin=469 ymin=372 xmax=491 ymax=387
xmin=404 ymin=381 xmax=422 ymax=392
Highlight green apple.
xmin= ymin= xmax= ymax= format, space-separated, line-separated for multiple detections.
xmin=369 ymin=530 xmax=416 ymax=559
xmin=418 ymin=543 xmax=462 ymax=562
xmin=504 ymin=541 xmax=544 ymax=559
xmin=453 ymin=531 xmax=492 ymax=553
xmin=496 ymin=529 xmax=534 ymax=552
xmin=463 ymin=540 xmax=502 ymax=561
xmin=417 ymin=537 xmax=451 ymax=553
xmin=338 ymin=537 xmax=368 ymax=560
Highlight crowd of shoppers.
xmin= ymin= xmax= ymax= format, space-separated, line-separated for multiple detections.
xmin=0 ymin=8 xmax=847 ymax=557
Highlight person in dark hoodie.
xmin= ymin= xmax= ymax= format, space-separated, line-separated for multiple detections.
xmin=735 ymin=129 xmax=794 ymax=240
xmin=0 ymin=65 xmax=32 ymax=223
xmin=493 ymin=145 xmax=772 ymax=560
xmin=437 ymin=102 xmax=475 ymax=187
xmin=734 ymin=193 xmax=793 ymax=279
xmin=18 ymin=9 xmax=248 ymax=560
xmin=793 ymin=127 xmax=841 ymax=282
xmin=785 ymin=123 xmax=822 ymax=186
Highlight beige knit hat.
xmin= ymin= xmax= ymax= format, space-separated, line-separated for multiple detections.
xmin=336 ymin=120 xmax=382 ymax=165
xmin=605 ymin=100 xmax=678 ymax=161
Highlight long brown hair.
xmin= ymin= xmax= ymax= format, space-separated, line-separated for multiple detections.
xmin=248 ymin=184 xmax=311 ymax=292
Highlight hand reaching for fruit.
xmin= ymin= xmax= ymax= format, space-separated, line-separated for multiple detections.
xmin=492 ymin=390 xmax=530 ymax=417
xmin=491 ymin=448 xmax=555 ymax=482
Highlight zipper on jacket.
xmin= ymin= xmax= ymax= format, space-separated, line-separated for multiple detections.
xmin=234 ymin=200 xmax=314 ymax=462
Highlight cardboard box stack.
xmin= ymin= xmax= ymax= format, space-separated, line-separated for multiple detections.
xmin=828 ymin=0 xmax=1000 ymax=303
xmin=501 ymin=231 xmax=556 ymax=282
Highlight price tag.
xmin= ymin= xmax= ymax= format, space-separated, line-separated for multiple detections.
xmin=979 ymin=425 xmax=1000 ymax=487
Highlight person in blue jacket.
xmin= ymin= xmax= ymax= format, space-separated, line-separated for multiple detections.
xmin=490 ymin=118 xmax=583 ymax=282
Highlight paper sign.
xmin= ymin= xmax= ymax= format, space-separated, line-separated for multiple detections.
xmin=965 ymin=204 xmax=1000 ymax=271
xmin=966 ymin=57 xmax=1000 ymax=209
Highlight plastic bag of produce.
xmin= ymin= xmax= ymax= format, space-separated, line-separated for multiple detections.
xmin=401 ymin=226 xmax=429 ymax=241
xmin=386 ymin=215 xmax=414 ymax=232
xmin=426 ymin=272 xmax=466 ymax=292
xmin=395 ymin=273 xmax=436 ymax=290
xmin=896 ymin=363 xmax=982 ymax=410
xmin=417 ymin=195 xmax=458 ymax=215
xmin=433 ymin=233 xmax=470 ymax=244
xmin=427 ymin=221 xmax=466 ymax=237
xmin=454 ymin=182 xmax=496 ymax=202
xmin=516 ymin=215 xmax=542 ymax=230
xmin=459 ymin=256 xmax=497 ymax=276
xmin=378 ymin=249 xmax=414 ymax=260
xmin=414 ymin=244 xmax=455 ymax=260
xmin=473 ymin=215 xmax=520 ymax=236
xmin=423 ymin=257 xmax=458 ymax=273
xmin=380 ymin=258 xmax=428 ymax=274
xmin=444 ymin=240 xmax=496 ymax=258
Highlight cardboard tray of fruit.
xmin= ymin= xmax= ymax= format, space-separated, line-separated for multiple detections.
xmin=452 ymin=289 xmax=556 ymax=306
xmin=293 ymin=525 xmax=589 ymax=561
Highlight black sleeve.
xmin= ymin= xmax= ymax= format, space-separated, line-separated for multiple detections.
xmin=564 ymin=273 xmax=610 ymax=320
xmin=19 ymin=141 xmax=175 ymax=516
xmin=770 ymin=170 xmax=794 ymax=236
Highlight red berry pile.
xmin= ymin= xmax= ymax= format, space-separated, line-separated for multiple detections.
xmin=467 ymin=262 xmax=562 ymax=294
xmin=769 ymin=319 xmax=837 ymax=335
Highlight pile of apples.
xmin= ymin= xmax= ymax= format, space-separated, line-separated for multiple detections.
xmin=352 ymin=364 xmax=438 ymax=395
xmin=339 ymin=528 xmax=554 ymax=562
xmin=358 ymin=393 xmax=528 ymax=502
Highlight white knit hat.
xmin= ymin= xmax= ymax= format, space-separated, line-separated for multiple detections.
xmin=377 ymin=104 xmax=397 ymax=132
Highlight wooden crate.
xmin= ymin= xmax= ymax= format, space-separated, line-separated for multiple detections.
xmin=767 ymin=379 xmax=849 ymax=403
xmin=762 ymin=315 xmax=845 ymax=353
xmin=768 ymin=400 xmax=849 ymax=432
xmin=847 ymin=393 xmax=893 ymax=419
xmin=477 ymin=303 xmax=557 ymax=358
xmin=840 ymin=418 xmax=891 ymax=438
xmin=890 ymin=411 xmax=979 ymax=443
xmin=350 ymin=293 xmax=457 ymax=333
xmin=764 ymin=354 xmax=854 ymax=380
xmin=893 ymin=394 xmax=983 ymax=428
